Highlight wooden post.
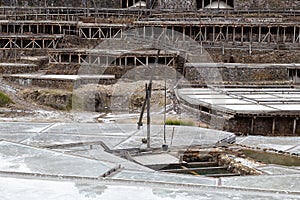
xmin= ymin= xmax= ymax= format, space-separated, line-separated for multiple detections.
xmin=251 ymin=117 xmax=255 ymax=135
xmin=241 ymin=25 xmax=244 ymax=44
xmin=293 ymin=26 xmax=296 ymax=43
xmin=258 ymin=25 xmax=261 ymax=43
xmin=163 ymin=72 xmax=166 ymax=144
xmin=213 ymin=25 xmax=215 ymax=43
xmin=58 ymin=53 xmax=61 ymax=63
xmin=272 ymin=118 xmax=276 ymax=135
xmin=293 ymin=118 xmax=297 ymax=135
xmin=233 ymin=26 xmax=236 ymax=43
xmin=171 ymin=26 xmax=174 ymax=41
xmin=226 ymin=25 xmax=229 ymax=42
xmin=250 ymin=26 xmax=253 ymax=43
xmin=283 ymin=27 xmax=286 ymax=43
xmin=298 ymin=26 xmax=300 ymax=43
xmin=147 ymin=83 xmax=151 ymax=148
xmin=277 ymin=26 xmax=280 ymax=43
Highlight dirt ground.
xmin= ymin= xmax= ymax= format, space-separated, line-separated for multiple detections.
xmin=0 ymin=79 xmax=206 ymax=127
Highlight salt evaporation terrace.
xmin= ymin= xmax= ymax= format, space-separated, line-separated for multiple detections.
xmin=1 ymin=0 xmax=300 ymax=199
xmin=0 ymin=122 xmax=299 ymax=200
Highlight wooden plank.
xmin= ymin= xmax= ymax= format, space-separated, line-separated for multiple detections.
xmin=161 ymin=166 xmax=227 ymax=173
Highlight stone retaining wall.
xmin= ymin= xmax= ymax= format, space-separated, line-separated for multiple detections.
xmin=184 ymin=65 xmax=288 ymax=84
xmin=3 ymin=76 xmax=116 ymax=91
xmin=207 ymin=49 xmax=300 ymax=64
xmin=235 ymin=0 xmax=300 ymax=10
xmin=226 ymin=116 xmax=300 ymax=136
xmin=4 ymin=76 xmax=74 ymax=90
xmin=2 ymin=0 xmax=300 ymax=10
xmin=0 ymin=0 xmax=116 ymax=7
xmin=160 ymin=0 xmax=196 ymax=10
xmin=0 ymin=64 xmax=38 ymax=74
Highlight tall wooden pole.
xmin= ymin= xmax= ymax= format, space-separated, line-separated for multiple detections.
xmin=147 ymin=84 xmax=151 ymax=148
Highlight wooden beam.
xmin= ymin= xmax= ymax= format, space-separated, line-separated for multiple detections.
xmin=161 ymin=166 xmax=227 ymax=173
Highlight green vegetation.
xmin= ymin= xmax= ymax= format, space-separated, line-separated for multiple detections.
xmin=0 ymin=92 xmax=14 ymax=107
xmin=66 ymin=96 xmax=73 ymax=111
xmin=165 ymin=119 xmax=194 ymax=126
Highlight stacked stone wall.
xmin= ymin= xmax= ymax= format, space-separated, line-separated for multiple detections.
xmin=226 ymin=117 xmax=300 ymax=136
xmin=235 ymin=0 xmax=300 ymax=10
xmin=207 ymin=49 xmax=300 ymax=64
xmin=225 ymin=118 xmax=252 ymax=135
xmin=0 ymin=0 xmax=116 ymax=8
xmin=151 ymin=0 xmax=196 ymax=10
xmin=0 ymin=64 xmax=38 ymax=74
xmin=184 ymin=65 xmax=288 ymax=84
xmin=1 ymin=0 xmax=300 ymax=10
